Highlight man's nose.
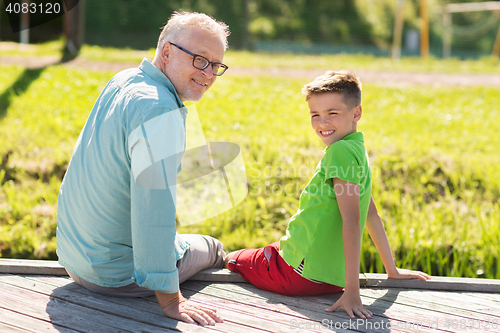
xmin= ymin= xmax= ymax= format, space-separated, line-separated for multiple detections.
xmin=202 ymin=65 xmax=214 ymax=78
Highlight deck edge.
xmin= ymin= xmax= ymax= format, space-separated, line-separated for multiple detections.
xmin=1 ymin=259 xmax=499 ymax=292
xmin=364 ymin=273 xmax=500 ymax=292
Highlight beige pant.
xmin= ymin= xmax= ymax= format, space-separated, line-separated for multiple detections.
xmin=67 ymin=234 xmax=225 ymax=297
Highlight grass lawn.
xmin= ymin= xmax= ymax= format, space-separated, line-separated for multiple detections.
xmin=0 ymin=43 xmax=499 ymax=279
xmin=2 ymin=39 xmax=500 ymax=73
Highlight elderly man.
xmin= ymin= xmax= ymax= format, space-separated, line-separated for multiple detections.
xmin=56 ymin=12 xmax=230 ymax=325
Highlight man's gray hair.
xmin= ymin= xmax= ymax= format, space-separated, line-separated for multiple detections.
xmin=157 ymin=11 xmax=230 ymax=51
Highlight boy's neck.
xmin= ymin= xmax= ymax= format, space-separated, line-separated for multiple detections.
xmin=342 ymin=125 xmax=358 ymax=140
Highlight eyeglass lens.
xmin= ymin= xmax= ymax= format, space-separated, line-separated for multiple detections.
xmin=193 ymin=56 xmax=226 ymax=76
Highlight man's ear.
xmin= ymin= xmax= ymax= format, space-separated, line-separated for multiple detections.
xmin=159 ymin=42 xmax=172 ymax=65
xmin=353 ymin=105 xmax=362 ymax=122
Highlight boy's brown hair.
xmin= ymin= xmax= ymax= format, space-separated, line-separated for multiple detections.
xmin=302 ymin=71 xmax=362 ymax=109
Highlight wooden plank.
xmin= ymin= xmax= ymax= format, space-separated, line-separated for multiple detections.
xmin=359 ymin=288 xmax=500 ymax=319
xmin=188 ymin=269 xmax=367 ymax=286
xmin=187 ymin=293 xmax=318 ymax=333
xmin=362 ymin=289 xmax=500 ymax=321
xmin=465 ymin=292 xmax=500 ymax=303
xmin=187 ymin=268 xmax=246 ymax=283
xmin=183 ymin=281 xmax=343 ymax=315
xmin=308 ymin=288 xmax=497 ymax=333
xmin=24 ymin=275 xmax=75 ymax=288
xmin=39 ymin=274 xmax=500 ymax=332
xmin=11 ymin=270 xmax=500 ymax=332
xmin=317 ymin=293 xmax=453 ymax=332
xmin=0 ymin=274 xmax=231 ymax=333
xmin=364 ymin=273 xmax=500 ymax=292
xmin=33 ymin=276 xmax=361 ymax=333
xmin=0 ymin=259 xmax=67 ymax=276
xmin=211 ymin=281 xmax=500 ymax=333
xmin=0 ymin=322 xmax=33 ymax=333
xmin=0 ymin=279 xmax=184 ymax=333
xmin=181 ymin=281 xmax=413 ymax=333
xmin=3 ymin=257 xmax=500 ymax=292
xmin=26 ymin=274 xmax=500 ymax=333
xmin=21 ymin=275 xmax=264 ymax=333
xmin=182 ymin=285 xmax=335 ymax=333
xmin=0 ymin=260 xmax=368 ymax=286
xmin=0 ymin=307 xmax=81 ymax=333
xmin=183 ymin=281 xmax=438 ymax=333
xmin=29 ymin=272 xmax=500 ymax=321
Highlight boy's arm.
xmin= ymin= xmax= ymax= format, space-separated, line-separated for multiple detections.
xmin=325 ymin=178 xmax=372 ymax=319
xmin=366 ymin=197 xmax=431 ymax=280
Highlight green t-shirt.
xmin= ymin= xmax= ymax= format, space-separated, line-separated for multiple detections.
xmin=279 ymin=132 xmax=372 ymax=287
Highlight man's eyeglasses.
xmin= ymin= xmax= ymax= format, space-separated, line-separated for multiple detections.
xmin=169 ymin=42 xmax=228 ymax=76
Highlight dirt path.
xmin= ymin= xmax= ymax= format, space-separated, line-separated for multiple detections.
xmin=228 ymin=66 xmax=500 ymax=88
xmin=2 ymin=55 xmax=500 ymax=88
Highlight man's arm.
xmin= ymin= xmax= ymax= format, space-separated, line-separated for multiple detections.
xmin=156 ymin=291 xmax=222 ymax=325
xmin=366 ymin=196 xmax=431 ymax=280
xmin=325 ymin=178 xmax=372 ymax=319
xmin=129 ymin=110 xmax=224 ymax=325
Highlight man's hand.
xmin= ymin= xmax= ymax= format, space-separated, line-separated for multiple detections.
xmin=156 ymin=291 xmax=223 ymax=325
xmin=388 ymin=268 xmax=431 ymax=281
xmin=325 ymin=290 xmax=372 ymax=319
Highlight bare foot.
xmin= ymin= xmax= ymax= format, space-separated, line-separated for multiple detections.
xmin=223 ymin=251 xmax=238 ymax=269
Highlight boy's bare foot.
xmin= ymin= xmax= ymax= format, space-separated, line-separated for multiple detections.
xmin=223 ymin=251 xmax=238 ymax=269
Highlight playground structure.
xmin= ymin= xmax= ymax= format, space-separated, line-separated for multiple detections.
xmin=392 ymin=0 xmax=500 ymax=59
xmin=3 ymin=1 xmax=500 ymax=59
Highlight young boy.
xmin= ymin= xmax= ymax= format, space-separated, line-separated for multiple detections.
xmin=225 ymin=71 xmax=430 ymax=319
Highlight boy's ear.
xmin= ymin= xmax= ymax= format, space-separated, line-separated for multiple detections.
xmin=352 ymin=105 xmax=362 ymax=122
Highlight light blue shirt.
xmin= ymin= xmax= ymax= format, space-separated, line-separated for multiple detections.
xmin=57 ymin=59 xmax=190 ymax=293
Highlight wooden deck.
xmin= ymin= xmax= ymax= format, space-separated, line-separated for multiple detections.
xmin=1 ymin=259 xmax=500 ymax=332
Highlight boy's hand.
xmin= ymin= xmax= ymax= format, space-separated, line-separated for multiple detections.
xmin=325 ymin=290 xmax=372 ymax=319
xmin=387 ymin=268 xmax=431 ymax=281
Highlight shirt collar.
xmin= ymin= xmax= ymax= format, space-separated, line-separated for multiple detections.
xmin=342 ymin=132 xmax=364 ymax=142
xmin=323 ymin=132 xmax=364 ymax=153
xmin=139 ymin=58 xmax=186 ymax=112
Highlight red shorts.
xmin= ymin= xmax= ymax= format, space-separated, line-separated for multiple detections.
xmin=227 ymin=242 xmax=342 ymax=296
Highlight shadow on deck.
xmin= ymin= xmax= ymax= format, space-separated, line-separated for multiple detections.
xmin=0 ymin=259 xmax=499 ymax=332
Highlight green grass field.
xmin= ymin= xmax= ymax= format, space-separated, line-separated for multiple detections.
xmin=3 ymin=39 xmax=500 ymax=73
xmin=0 ymin=44 xmax=499 ymax=279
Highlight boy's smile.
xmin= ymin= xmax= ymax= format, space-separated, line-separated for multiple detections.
xmin=308 ymin=92 xmax=362 ymax=146
xmin=320 ymin=130 xmax=334 ymax=137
